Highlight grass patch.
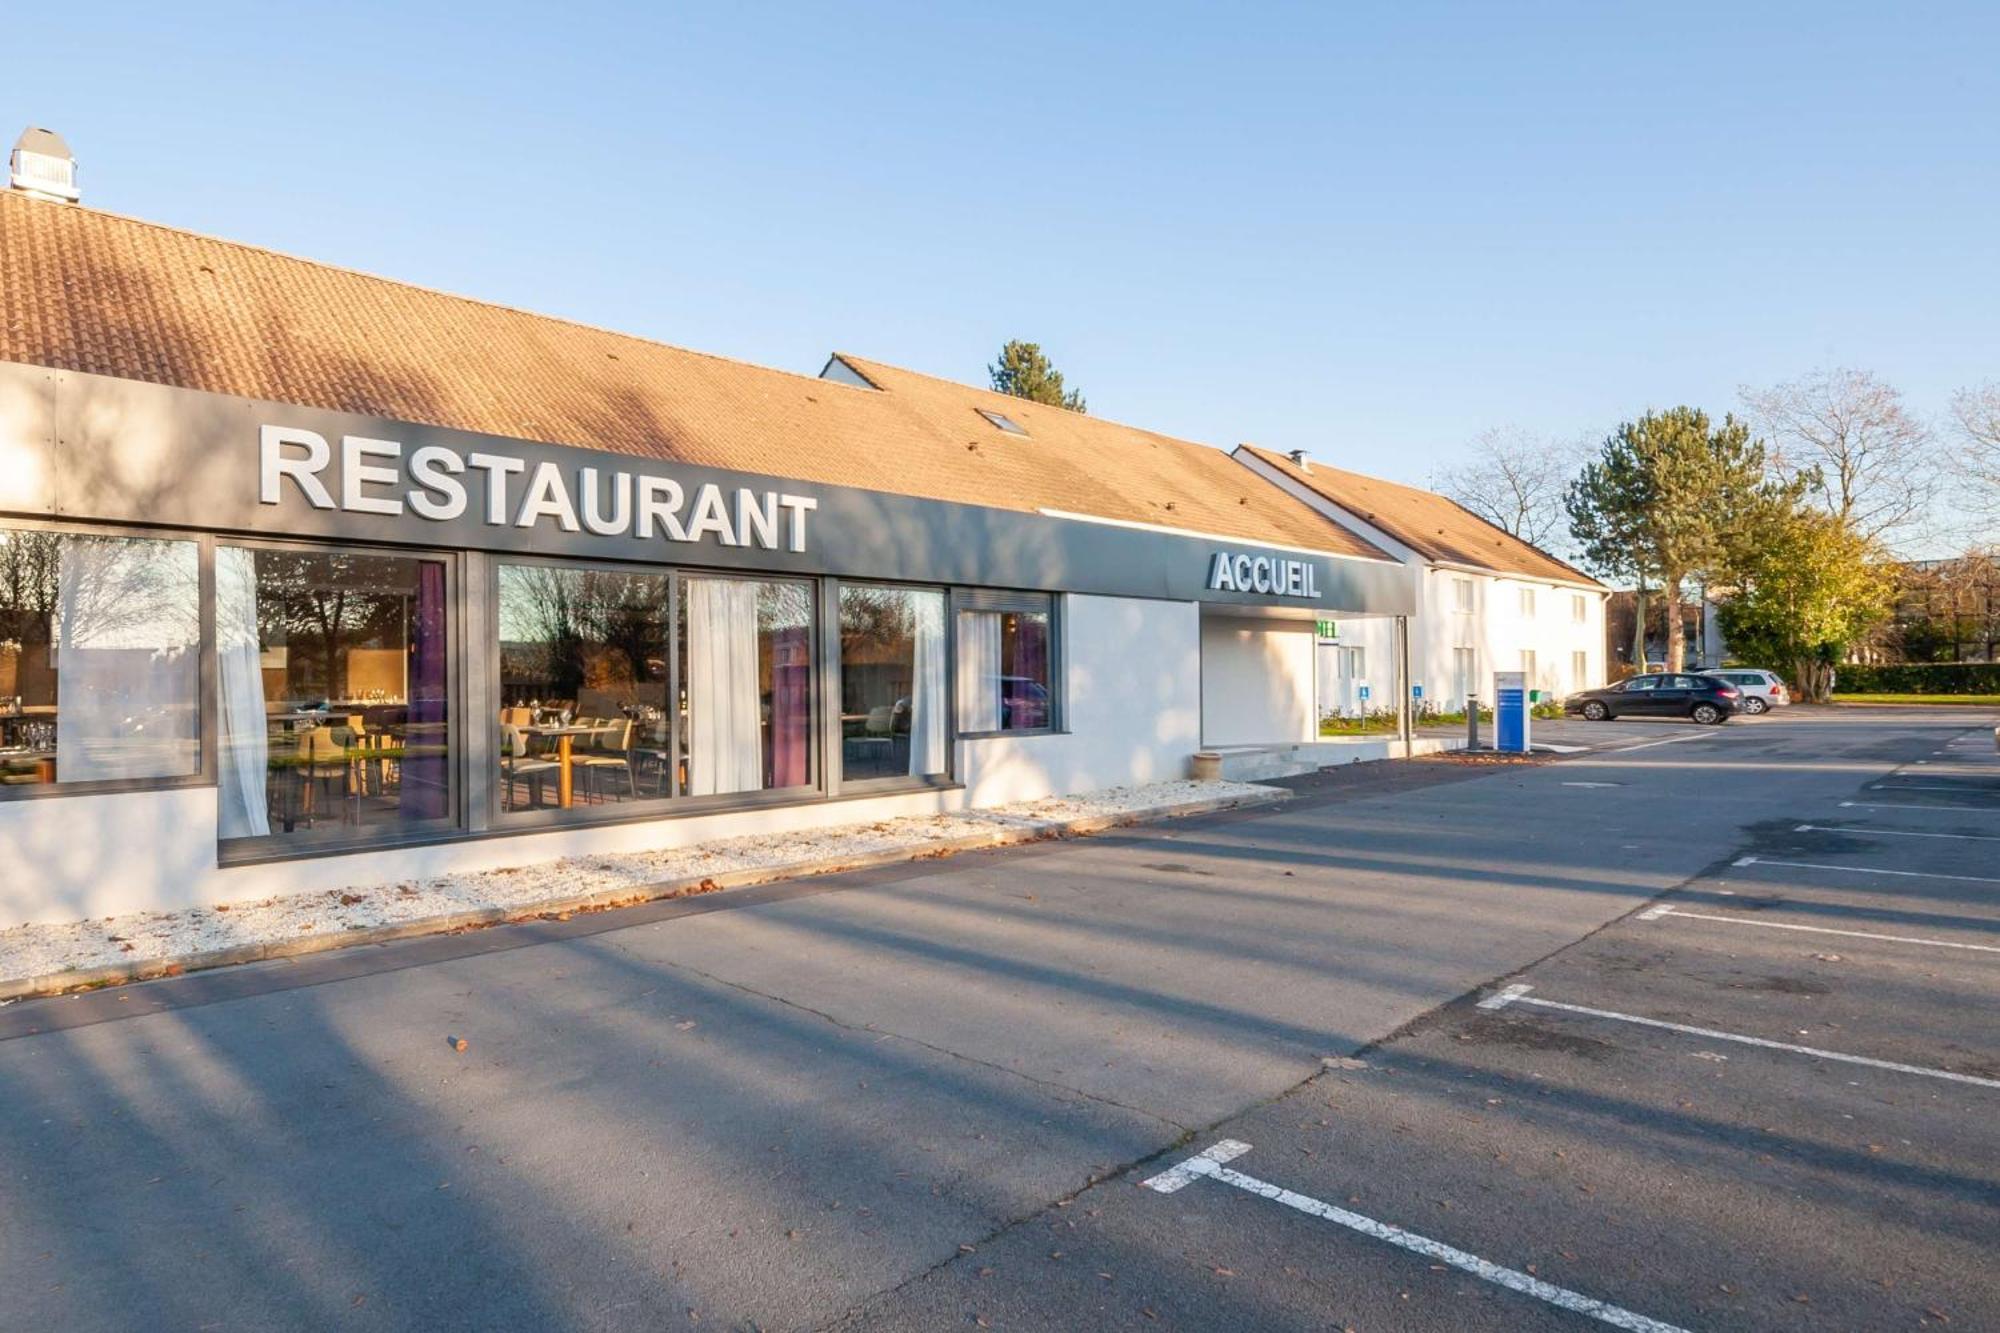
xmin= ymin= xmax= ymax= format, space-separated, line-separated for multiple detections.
xmin=1319 ymin=714 xmax=1400 ymax=736
xmin=1833 ymin=693 xmax=2000 ymax=706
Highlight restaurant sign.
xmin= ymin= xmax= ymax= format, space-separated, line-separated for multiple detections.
xmin=258 ymin=425 xmax=819 ymax=553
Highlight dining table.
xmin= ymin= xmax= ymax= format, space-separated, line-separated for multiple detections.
xmin=518 ymin=724 xmax=609 ymax=808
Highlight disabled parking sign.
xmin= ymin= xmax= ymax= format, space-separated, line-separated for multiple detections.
xmin=1494 ymin=670 xmax=1529 ymax=753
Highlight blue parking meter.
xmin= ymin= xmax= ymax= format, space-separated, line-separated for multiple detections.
xmin=1494 ymin=670 xmax=1530 ymax=753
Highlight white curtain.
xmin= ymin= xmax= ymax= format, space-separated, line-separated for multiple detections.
xmin=215 ymin=547 xmax=271 ymax=838
xmin=685 ymin=579 xmax=763 ymax=795
xmin=53 ymin=536 xmax=200 ymax=781
xmin=908 ymin=591 xmax=947 ymax=775
xmin=956 ymin=610 xmax=1002 ymax=733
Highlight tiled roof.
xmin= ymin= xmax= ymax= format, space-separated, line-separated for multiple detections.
xmin=0 ymin=189 xmax=1391 ymax=562
xmin=1239 ymin=445 xmax=1603 ymax=587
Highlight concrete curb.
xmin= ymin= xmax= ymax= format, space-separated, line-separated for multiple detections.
xmin=0 ymin=787 xmax=1289 ymax=1003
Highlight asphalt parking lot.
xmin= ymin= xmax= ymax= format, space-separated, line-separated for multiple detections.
xmin=0 ymin=706 xmax=1992 ymax=1330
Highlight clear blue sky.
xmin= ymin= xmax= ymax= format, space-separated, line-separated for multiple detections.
xmin=13 ymin=3 xmax=1999 ymax=487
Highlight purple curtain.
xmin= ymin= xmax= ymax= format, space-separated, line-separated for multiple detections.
xmin=399 ymin=561 xmax=450 ymax=820
xmin=767 ymin=624 xmax=810 ymax=788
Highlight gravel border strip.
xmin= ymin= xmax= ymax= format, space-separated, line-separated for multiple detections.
xmin=0 ymin=787 xmax=1288 ymax=1003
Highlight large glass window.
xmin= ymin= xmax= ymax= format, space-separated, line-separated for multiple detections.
xmin=838 ymin=584 xmax=948 ymax=781
xmin=496 ymin=565 xmax=671 ymax=814
xmin=956 ymin=600 xmax=1053 ymax=734
xmin=677 ymin=576 xmax=815 ymax=796
xmin=216 ymin=546 xmax=453 ymax=842
xmin=0 ymin=528 xmax=200 ymax=788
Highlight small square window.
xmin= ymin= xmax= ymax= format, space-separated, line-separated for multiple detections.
xmin=1519 ymin=587 xmax=1536 ymax=618
xmin=1571 ymin=593 xmax=1587 ymax=623
xmin=976 ymin=408 xmax=1029 ymax=436
xmin=1453 ymin=579 xmax=1474 ymax=614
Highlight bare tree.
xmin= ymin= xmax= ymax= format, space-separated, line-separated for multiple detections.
xmin=1951 ymin=381 xmax=2000 ymax=528
xmin=1739 ymin=368 xmax=1935 ymax=546
xmin=1430 ymin=426 xmax=1584 ymax=554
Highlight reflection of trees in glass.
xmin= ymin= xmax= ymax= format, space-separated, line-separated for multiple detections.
xmin=252 ymin=551 xmax=418 ymax=702
xmin=2 ymin=531 xmax=199 ymax=704
xmin=498 ymin=566 xmax=667 ymax=703
xmin=0 ymin=530 xmax=60 ymax=701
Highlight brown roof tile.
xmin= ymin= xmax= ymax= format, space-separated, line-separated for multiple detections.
xmin=1240 ymin=445 xmax=1603 ymax=587
xmin=0 ymin=190 xmax=1391 ymax=562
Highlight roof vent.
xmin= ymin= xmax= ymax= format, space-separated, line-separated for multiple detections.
xmin=10 ymin=127 xmax=79 ymax=203
xmin=1287 ymin=448 xmax=1311 ymax=472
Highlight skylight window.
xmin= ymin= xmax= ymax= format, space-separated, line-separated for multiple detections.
xmin=976 ymin=408 xmax=1029 ymax=436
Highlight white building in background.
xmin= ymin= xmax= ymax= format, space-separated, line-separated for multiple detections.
xmin=1233 ymin=447 xmax=1610 ymax=715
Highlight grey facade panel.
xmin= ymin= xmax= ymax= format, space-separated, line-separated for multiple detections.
xmin=2 ymin=361 xmax=1415 ymax=616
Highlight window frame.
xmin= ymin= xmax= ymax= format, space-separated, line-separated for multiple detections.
xmin=486 ymin=553 xmax=682 ymax=832
xmin=670 ymin=566 xmax=823 ymax=807
xmin=950 ymin=587 xmax=1065 ymax=740
xmin=1452 ymin=578 xmax=1474 ymax=614
xmin=1519 ymin=586 xmax=1536 ymax=618
xmin=0 ymin=517 xmax=215 ymax=804
xmin=214 ymin=535 xmax=465 ymax=865
xmin=830 ymin=577 xmax=959 ymax=796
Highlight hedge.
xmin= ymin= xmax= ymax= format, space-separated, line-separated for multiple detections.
xmin=1834 ymin=662 xmax=2000 ymax=695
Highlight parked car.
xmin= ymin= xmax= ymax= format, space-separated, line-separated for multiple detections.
xmin=1565 ymin=673 xmax=1739 ymax=725
xmin=1701 ymin=668 xmax=1790 ymax=714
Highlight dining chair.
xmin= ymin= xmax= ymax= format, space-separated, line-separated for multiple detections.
xmin=574 ymin=718 xmax=638 ymax=802
xmin=499 ymin=723 xmax=558 ymax=811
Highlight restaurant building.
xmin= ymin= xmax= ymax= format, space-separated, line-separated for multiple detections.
xmin=0 ymin=158 xmax=1416 ymax=927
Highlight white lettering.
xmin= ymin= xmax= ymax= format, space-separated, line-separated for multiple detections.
xmin=1207 ymin=549 xmax=1322 ymax=600
xmin=636 ymin=475 xmax=689 ymax=541
xmin=736 ymin=488 xmax=779 ymax=549
xmin=778 ymin=494 xmax=817 ymax=553
xmin=259 ymin=425 xmax=335 ymax=509
xmin=515 ymin=461 xmax=581 ymax=531
xmin=580 ymin=468 xmax=632 ymax=537
xmin=1207 ymin=551 xmax=1235 ymax=591
xmin=685 ymin=483 xmax=737 ymax=545
xmin=341 ymin=436 xmax=404 ymax=515
xmin=407 ymin=445 xmax=467 ymax=520
xmin=466 ymin=453 xmax=527 ymax=525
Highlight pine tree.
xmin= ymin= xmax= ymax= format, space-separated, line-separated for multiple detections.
xmin=988 ymin=341 xmax=1086 ymax=413
xmin=1565 ymin=407 xmax=1772 ymax=671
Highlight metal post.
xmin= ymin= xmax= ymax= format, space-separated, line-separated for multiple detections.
xmin=1395 ymin=616 xmax=1413 ymax=756
xmin=1467 ymin=694 xmax=1479 ymax=750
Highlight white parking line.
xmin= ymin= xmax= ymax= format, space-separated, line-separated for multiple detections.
xmin=1476 ymin=986 xmax=2000 ymax=1089
xmin=1636 ymin=904 xmax=2000 ymax=954
xmin=1794 ymin=823 xmax=2000 ymax=843
xmin=1870 ymin=783 xmax=1996 ymax=795
xmin=1735 ymin=855 xmax=2000 ymax=886
xmin=1841 ymin=799 xmax=1990 ymax=813
xmin=1613 ymin=732 xmax=1724 ymax=753
xmin=1143 ymin=1140 xmax=1690 ymax=1333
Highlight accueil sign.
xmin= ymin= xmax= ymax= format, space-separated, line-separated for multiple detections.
xmin=1206 ymin=549 xmax=1322 ymax=599
xmin=258 ymin=425 xmax=819 ymax=552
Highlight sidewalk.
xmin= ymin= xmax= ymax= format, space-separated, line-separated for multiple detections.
xmin=0 ymin=779 xmax=1285 ymax=1001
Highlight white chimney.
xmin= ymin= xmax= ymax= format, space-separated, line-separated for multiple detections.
xmin=10 ymin=127 xmax=79 ymax=203
xmin=1287 ymin=448 xmax=1311 ymax=473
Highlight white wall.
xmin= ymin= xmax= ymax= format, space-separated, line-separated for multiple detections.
xmin=1199 ymin=613 xmax=1316 ymax=746
xmin=1421 ymin=569 xmax=1605 ymax=709
xmin=1315 ymin=618 xmax=1399 ymax=718
xmin=959 ymin=593 xmax=1202 ymax=804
